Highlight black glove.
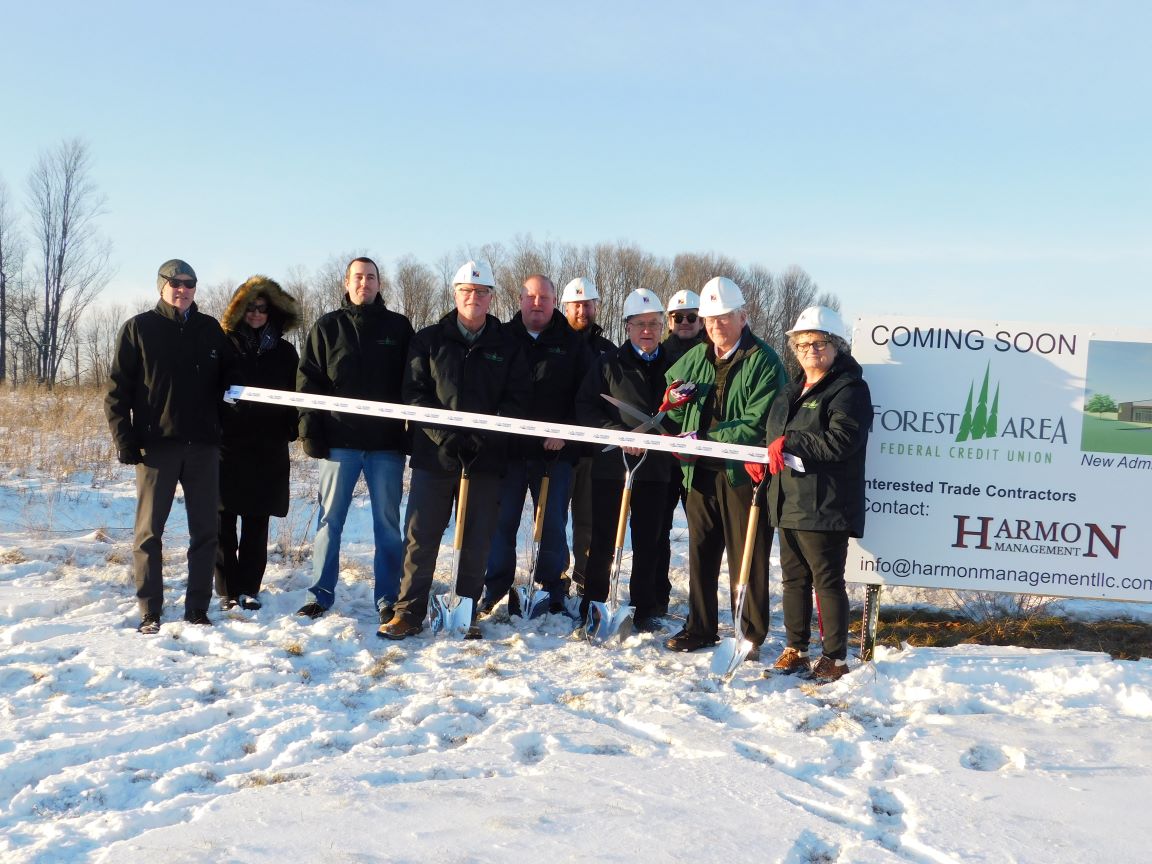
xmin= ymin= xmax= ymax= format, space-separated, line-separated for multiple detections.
xmin=443 ymin=431 xmax=482 ymax=460
xmin=458 ymin=432 xmax=484 ymax=459
xmin=301 ymin=438 xmax=329 ymax=459
xmin=117 ymin=446 xmax=142 ymax=465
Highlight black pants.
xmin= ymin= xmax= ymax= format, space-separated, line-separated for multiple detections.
xmin=683 ymin=468 xmax=772 ymax=645
xmin=215 ymin=510 xmax=271 ymax=600
xmin=652 ymin=470 xmax=685 ymax=613
xmin=583 ymin=477 xmax=669 ymax=619
xmin=132 ymin=441 xmax=219 ymax=617
xmin=778 ymin=527 xmax=850 ymax=660
xmin=394 ymin=468 xmax=502 ymax=624
xmin=568 ymin=456 xmax=594 ymax=586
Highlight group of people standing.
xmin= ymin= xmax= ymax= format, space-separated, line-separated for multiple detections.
xmin=105 ymin=255 xmax=871 ymax=682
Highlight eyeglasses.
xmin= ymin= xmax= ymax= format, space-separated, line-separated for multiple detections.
xmin=246 ymin=304 xmax=269 ymax=314
xmin=671 ymin=312 xmax=698 ymax=324
xmin=794 ymin=340 xmax=831 ymax=353
xmin=627 ymin=320 xmax=662 ymax=332
xmin=166 ymin=277 xmax=197 ymax=289
xmin=456 ymin=286 xmax=492 ymax=297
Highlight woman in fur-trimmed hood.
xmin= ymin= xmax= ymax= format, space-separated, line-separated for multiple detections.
xmin=215 ymin=275 xmax=300 ymax=611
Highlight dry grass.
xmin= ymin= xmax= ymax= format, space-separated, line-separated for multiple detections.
xmin=854 ymin=607 xmax=1152 ymax=661
xmin=0 ymin=385 xmax=119 ymax=482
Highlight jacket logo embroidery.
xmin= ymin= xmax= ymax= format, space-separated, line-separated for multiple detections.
xmin=482 ymin=352 xmax=504 ymax=363
xmin=802 ymin=399 xmax=820 ymax=409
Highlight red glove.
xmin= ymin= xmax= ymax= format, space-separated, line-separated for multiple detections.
xmin=659 ymin=380 xmax=697 ymax=412
xmin=744 ymin=461 xmax=766 ymax=483
xmin=767 ymin=435 xmax=786 ymax=475
xmin=667 ymin=429 xmax=699 ymax=463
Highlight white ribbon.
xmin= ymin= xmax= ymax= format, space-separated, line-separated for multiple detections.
xmin=225 ymin=386 xmax=768 ymax=463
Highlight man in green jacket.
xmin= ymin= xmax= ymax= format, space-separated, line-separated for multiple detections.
xmin=663 ymin=277 xmax=786 ymax=656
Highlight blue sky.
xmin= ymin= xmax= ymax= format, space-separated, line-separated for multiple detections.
xmin=1 ymin=0 xmax=1149 ymax=326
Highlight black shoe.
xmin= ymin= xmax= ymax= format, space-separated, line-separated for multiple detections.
xmin=238 ymin=594 xmax=262 ymax=610
xmin=633 ymin=615 xmax=665 ymax=634
xmin=378 ymin=605 xmax=395 ymax=626
xmin=664 ymin=628 xmax=717 ymax=652
xmin=296 ymin=602 xmax=326 ymax=619
xmin=507 ymin=588 xmax=523 ymax=618
xmin=479 ymin=591 xmax=505 ymax=618
xmin=137 ymin=614 xmax=161 ymax=635
xmin=220 ymin=597 xmax=239 ymax=611
xmin=184 ymin=610 xmax=213 ymax=626
xmin=464 ymin=624 xmax=483 ymax=640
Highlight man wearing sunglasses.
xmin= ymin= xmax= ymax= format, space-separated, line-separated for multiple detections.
xmin=661 ymin=289 xmax=707 ymax=366
xmin=105 ymin=259 xmax=238 ymax=635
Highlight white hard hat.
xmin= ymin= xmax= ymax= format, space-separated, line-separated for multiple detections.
xmin=452 ymin=260 xmax=496 ymax=288
xmin=622 ymin=288 xmax=664 ymax=319
xmin=561 ymin=276 xmax=599 ymax=303
xmin=697 ymin=277 xmax=744 ymax=317
xmin=786 ymin=305 xmax=849 ymax=341
xmin=667 ymin=290 xmax=701 ymax=312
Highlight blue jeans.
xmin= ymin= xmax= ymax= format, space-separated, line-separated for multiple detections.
xmin=483 ymin=458 xmax=572 ymax=600
xmin=309 ymin=448 xmax=404 ymax=611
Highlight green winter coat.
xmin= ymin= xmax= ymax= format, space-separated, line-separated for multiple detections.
xmin=665 ymin=326 xmax=787 ymax=489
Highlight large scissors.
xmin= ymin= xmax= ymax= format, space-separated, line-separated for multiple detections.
xmin=598 ymin=381 xmax=696 ymax=452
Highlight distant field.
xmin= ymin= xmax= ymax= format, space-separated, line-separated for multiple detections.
xmin=1080 ymin=412 xmax=1152 ymax=455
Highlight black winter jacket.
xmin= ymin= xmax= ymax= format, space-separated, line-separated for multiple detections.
xmin=580 ymin=322 xmax=616 ymax=356
xmin=105 ymin=301 xmax=237 ymax=452
xmin=404 ymin=311 xmax=531 ymax=474
xmin=507 ymin=309 xmax=594 ymax=462
xmin=575 ymin=341 xmax=674 ymax=483
xmin=660 ymin=331 xmax=708 ymax=367
xmin=218 ymin=277 xmax=301 ymax=516
xmin=297 ymin=294 xmax=413 ymax=452
xmin=765 ymin=353 xmax=872 ymax=537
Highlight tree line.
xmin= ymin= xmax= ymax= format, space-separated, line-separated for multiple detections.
xmin=1 ymin=140 xmax=838 ymax=388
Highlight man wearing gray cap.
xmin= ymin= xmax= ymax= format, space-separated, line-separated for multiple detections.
xmin=105 ymin=260 xmax=237 ymax=634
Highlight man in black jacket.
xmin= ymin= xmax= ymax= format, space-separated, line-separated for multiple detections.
xmin=295 ymin=257 xmax=414 ymax=621
xmin=480 ymin=275 xmax=593 ymax=616
xmin=561 ymin=277 xmax=616 ymax=594
xmin=380 ymin=260 xmax=530 ymax=641
xmin=105 ymin=259 xmax=237 ymax=634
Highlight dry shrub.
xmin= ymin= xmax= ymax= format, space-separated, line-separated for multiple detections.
xmin=0 ymin=385 xmax=118 ymax=482
xmin=854 ymin=607 xmax=1152 ymax=660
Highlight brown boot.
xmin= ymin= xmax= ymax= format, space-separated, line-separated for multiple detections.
xmin=765 ymin=646 xmax=809 ymax=676
xmin=377 ymin=614 xmax=422 ymax=641
xmin=809 ymin=655 xmax=849 ymax=682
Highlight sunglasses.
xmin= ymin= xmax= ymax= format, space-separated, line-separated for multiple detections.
xmin=671 ymin=312 xmax=698 ymax=324
xmin=166 ymin=277 xmax=197 ymax=289
xmin=246 ymin=303 xmax=269 ymax=314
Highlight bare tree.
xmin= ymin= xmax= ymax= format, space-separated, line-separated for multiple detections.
xmin=393 ymin=254 xmax=439 ymax=329
xmin=769 ymin=265 xmax=823 ymax=380
xmin=78 ymin=301 xmax=128 ymax=384
xmin=0 ymin=178 xmax=26 ymax=384
xmin=22 ymin=139 xmax=113 ymax=386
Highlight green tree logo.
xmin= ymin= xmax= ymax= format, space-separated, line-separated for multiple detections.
xmin=956 ymin=363 xmax=1000 ymax=442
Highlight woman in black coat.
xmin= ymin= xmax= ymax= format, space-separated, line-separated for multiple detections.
xmin=758 ymin=306 xmax=871 ymax=682
xmin=215 ymin=276 xmax=300 ymax=609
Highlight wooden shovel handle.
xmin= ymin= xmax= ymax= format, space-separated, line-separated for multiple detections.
xmin=532 ymin=475 xmax=550 ymax=543
xmin=453 ymin=473 xmax=470 ymax=551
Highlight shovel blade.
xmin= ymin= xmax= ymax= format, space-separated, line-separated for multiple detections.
xmin=428 ymin=594 xmax=474 ymax=637
xmin=711 ymin=635 xmax=756 ymax=679
xmin=585 ymin=601 xmax=635 ymax=643
xmin=524 ymin=588 xmax=551 ymax=619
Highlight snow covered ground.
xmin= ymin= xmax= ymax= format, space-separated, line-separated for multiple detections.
xmin=2 ymin=466 xmax=1151 ymax=863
